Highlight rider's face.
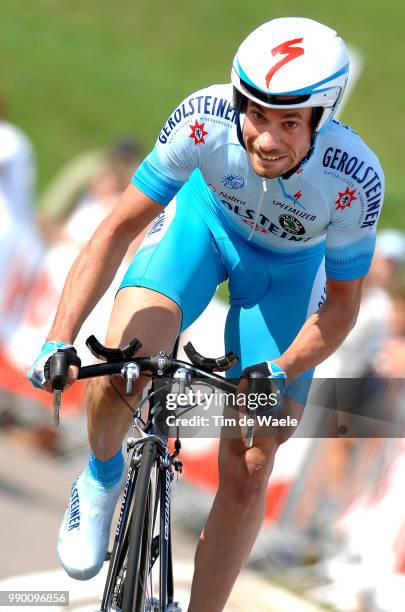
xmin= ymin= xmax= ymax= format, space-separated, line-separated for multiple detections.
xmin=243 ymin=101 xmax=313 ymax=179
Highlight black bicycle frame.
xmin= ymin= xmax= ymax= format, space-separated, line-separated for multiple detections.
xmin=100 ymin=447 xmax=138 ymax=611
xmin=160 ymin=461 xmax=171 ymax=608
xmin=69 ymin=336 xmax=239 ymax=611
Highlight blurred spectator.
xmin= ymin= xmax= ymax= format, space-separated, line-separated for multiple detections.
xmin=4 ymin=135 xmax=148 ymax=380
xmin=297 ymin=230 xmax=405 ymax=570
xmin=370 ymin=229 xmax=405 ymax=290
xmin=0 ymin=132 xmax=143 ymax=454
xmin=390 ymin=280 xmax=405 ymax=344
xmin=0 ymin=188 xmax=13 ymax=292
xmin=38 ymin=137 xmax=143 ymax=235
xmin=0 ymin=187 xmax=12 ymax=241
xmin=0 ymin=94 xmax=36 ymax=228
xmin=0 ymin=94 xmax=43 ymax=348
xmin=316 ymin=228 xmax=405 ymax=379
xmin=373 ymin=275 xmax=405 ymax=379
xmin=63 ymin=139 xmax=142 ymax=246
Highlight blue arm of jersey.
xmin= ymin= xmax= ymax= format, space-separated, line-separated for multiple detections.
xmin=132 ymin=151 xmax=185 ymax=205
xmin=325 ymin=233 xmax=376 ymax=280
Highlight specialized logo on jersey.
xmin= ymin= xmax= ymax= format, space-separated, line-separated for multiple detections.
xmin=294 ymin=191 xmax=302 ymax=200
xmin=266 ymin=38 xmax=304 ymax=88
xmin=221 ymin=174 xmax=245 ymax=189
xmin=278 ymin=214 xmax=306 ymax=235
xmin=189 ymin=120 xmax=208 ymax=145
xmin=335 ymin=186 xmax=358 ymax=211
xmin=272 ymin=198 xmax=316 ymax=221
xmin=219 ymin=198 xmax=316 ymax=242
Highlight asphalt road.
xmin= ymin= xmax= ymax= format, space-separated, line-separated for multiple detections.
xmin=0 ymin=422 xmax=322 ymax=612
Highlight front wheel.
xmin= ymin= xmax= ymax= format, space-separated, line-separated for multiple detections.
xmin=122 ymin=439 xmax=164 ymax=612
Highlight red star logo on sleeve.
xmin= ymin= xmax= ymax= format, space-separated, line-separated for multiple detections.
xmin=189 ymin=120 xmax=208 ymax=145
xmin=335 ymin=186 xmax=358 ymax=210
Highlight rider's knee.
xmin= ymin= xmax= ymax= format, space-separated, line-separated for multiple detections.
xmin=234 ymin=468 xmax=269 ymax=502
xmin=223 ymin=440 xmax=279 ymax=503
xmin=86 ymin=374 xmax=146 ymax=405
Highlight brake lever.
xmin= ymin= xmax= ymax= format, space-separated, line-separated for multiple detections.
xmin=244 ymin=371 xmax=266 ymax=448
xmin=50 ymin=352 xmax=68 ymax=427
xmin=53 ymin=391 xmax=61 ymax=427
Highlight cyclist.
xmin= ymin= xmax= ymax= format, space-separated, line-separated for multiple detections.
xmin=28 ymin=17 xmax=384 ymax=612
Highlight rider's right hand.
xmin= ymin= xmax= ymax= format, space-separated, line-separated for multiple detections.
xmin=27 ymin=341 xmax=81 ymax=392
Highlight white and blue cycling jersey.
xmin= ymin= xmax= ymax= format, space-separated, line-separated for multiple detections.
xmin=133 ymin=83 xmax=384 ymax=280
xmin=119 ymin=84 xmax=384 ymax=404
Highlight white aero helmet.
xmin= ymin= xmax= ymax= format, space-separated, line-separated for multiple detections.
xmin=231 ymin=17 xmax=350 ymax=131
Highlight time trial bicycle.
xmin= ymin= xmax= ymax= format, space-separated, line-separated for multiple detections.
xmin=49 ymin=334 xmax=277 ymax=611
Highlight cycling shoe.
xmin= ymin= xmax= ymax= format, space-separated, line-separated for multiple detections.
xmin=57 ymin=469 xmax=124 ymax=580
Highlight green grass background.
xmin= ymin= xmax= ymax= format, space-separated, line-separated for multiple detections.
xmin=1 ymin=0 xmax=404 ymax=228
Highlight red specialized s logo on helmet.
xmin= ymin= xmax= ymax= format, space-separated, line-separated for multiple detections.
xmin=265 ymin=38 xmax=305 ymax=88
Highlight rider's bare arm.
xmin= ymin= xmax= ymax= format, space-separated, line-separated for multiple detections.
xmin=275 ymin=277 xmax=365 ymax=379
xmin=47 ymin=183 xmax=163 ymax=344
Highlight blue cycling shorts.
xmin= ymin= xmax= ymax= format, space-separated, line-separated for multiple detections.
xmin=119 ymin=176 xmax=326 ymax=404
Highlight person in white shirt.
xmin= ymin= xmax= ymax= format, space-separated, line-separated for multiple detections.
xmin=0 ymin=95 xmax=36 ymax=227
